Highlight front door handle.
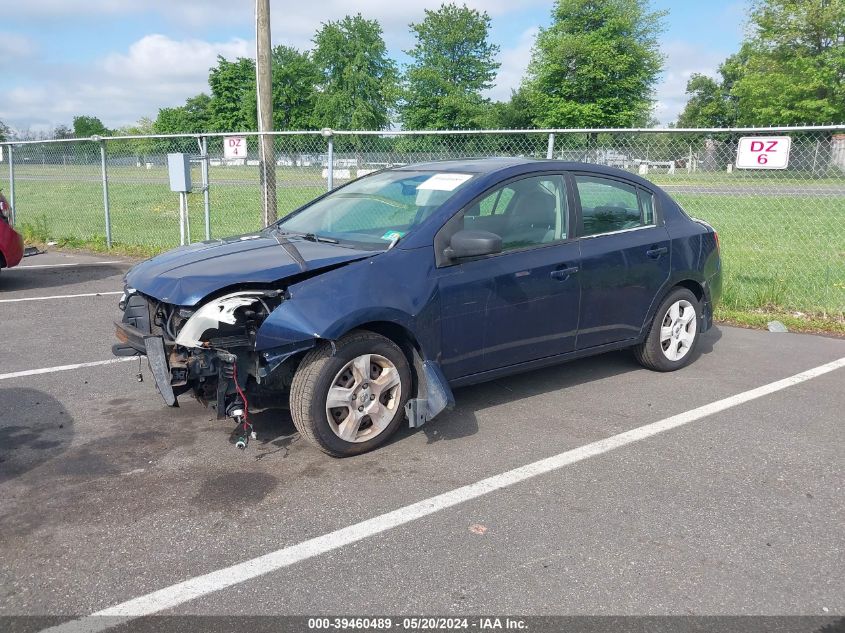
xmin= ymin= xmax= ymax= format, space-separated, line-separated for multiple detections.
xmin=551 ymin=266 xmax=579 ymax=280
xmin=646 ymin=246 xmax=669 ymax=259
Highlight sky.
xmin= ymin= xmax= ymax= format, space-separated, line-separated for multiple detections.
xmin=0 ymin=0 xmax=750 ymax=134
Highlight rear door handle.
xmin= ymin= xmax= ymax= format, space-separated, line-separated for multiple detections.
xmin=646 ymin=246 xmax=668 ymax=259
xmin=551 ymin=266 xmax=579 ymax=280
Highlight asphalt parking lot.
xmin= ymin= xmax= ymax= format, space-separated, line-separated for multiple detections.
xmin=1 ymin=250 xmax=843 ymax=628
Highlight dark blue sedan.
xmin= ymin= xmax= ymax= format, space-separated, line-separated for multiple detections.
xmin=114 ymin=158 xmax=721 ymax=456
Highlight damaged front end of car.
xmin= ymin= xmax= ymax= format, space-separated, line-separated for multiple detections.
xmin=113 ymin=286 xmax=314 ymax=442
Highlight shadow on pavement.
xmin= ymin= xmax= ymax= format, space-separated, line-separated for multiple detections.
xmin=0 ymin=262 xmax=129 ymax=293
xmin=407 ymin=325 xmax=723 ymax=447
xmin=0 ymin=387 xmax=74 ymax=483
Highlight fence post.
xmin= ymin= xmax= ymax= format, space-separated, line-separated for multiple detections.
xmin=323 ymin=128 xmax=334 ymax=192
xmin=99 ymin=139 xmax=112 ymax=249
xmin=200 ymin=136 xmax=211 ymax=240
xmin=546 ymin=133 xmax=555 ymax=159
xmin=8 ymin=145 xmax=15 ymax=226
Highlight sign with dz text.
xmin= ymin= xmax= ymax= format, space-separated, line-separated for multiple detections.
xmin=736 ymin=136 xmax=792 ymax=169
xmin=223 ymin=136 xmax=248 ymax=160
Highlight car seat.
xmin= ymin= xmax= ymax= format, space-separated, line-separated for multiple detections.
xmin=503 ymin=187 xmax=557 ymax=247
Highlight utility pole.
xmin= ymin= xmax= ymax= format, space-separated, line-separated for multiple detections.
xmin=255 ymin=0 xmax=276 ymax=225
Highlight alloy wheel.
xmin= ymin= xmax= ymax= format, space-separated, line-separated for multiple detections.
xmin=325 ymin=353 xmax=402 ymax=443
xmin=660 ymin=299 xmax=697 ymax=361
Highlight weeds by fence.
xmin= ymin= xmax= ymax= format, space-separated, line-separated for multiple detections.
xmin=2 ymin=126 xmax=844 ymax=321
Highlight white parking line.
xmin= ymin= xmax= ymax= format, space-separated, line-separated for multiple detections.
xmin=41 ymin=355 xmax=845 ymax=633
xmin=14 ymin=261 xmax=122 ymax=269
xmin=0 ymin=357 xmax=135 ymax=381
xmin=0 ymin=291 xmax=122 ymax=304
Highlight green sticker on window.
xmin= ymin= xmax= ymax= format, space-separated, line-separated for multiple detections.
xmin=380 ymin=230 xmax=406 ymax=241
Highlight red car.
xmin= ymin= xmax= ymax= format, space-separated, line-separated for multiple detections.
xmin=0 ymin=190 xmax=24 ymax=271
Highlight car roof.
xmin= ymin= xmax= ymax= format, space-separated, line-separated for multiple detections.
xmin=395 ymin=157 xmax=537 ymax=174
xmin=393 ymin=157 xmax=656 ymax=185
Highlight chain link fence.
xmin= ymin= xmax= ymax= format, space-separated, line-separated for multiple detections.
xmin=2 ymin=126 xmax=843 ymax=317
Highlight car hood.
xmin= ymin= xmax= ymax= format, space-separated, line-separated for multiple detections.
xmin=125 ymin=232 xmax=376 ymax=306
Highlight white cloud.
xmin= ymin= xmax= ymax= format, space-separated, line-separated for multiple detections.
xmin=2 ymin=0 xmax=549 ymax=34
xmin=653 ymin=40 xmax=725 ymax=125
xmin=102 ymin=34 xmax=250 ymax=81
xmin=0 ymin=32 xmax=38 ymax=69
xmin=262 ymin=0 xmax=551 ymax=62
xmin=0 ymin=1 xmax=247 ymax=27
xmin=0 ymin=35 xmax=253 ymax=131
xmin=0 ymin=3 xmax=727 ymax=132
xmin=485 ymin=26 xmax=536 ymax=103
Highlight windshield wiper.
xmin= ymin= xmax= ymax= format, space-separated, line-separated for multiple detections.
xmin=271 ymin=228 xmax=307 ymax=271
xmin=300 ymin=232 xmax=339 ymax=244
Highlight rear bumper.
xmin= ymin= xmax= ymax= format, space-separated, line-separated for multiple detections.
xmin=0 ymin=224 xmax=24 ymax=268
xmin=701 ymin=268 xmax=722 ymax=332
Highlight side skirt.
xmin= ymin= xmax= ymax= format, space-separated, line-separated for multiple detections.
xmin=448 ymin=338 xmax=640 ymax=390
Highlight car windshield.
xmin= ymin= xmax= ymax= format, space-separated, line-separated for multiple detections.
xmin=276 ymin=170 xmax=475 ymax=249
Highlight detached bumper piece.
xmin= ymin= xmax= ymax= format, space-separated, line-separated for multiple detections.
xmin=404 ymin=360 xmax=454 ymax=428
xmin=144 ymin=334 xmax=178 ymax=407
xmin=113 ymin=293 xmax=156 ymax=356
xmin=112 ymin=320 xmax=148 ymax=356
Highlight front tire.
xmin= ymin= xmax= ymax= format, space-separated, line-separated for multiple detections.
xmin=290 ymin=330 xmax=411 ymax=457
xmin=634 ymin=287 xmax=701 ymax=372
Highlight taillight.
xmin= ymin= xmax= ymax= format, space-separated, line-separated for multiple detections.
xmin=713 ymin=230 xmax=720 ymax=251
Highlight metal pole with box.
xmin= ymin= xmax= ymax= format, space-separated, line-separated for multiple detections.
xmin=99 ymin=140 xmax=112 ymax=248
xmin=168 ymin=153 xmax=193 ymax=246
xmin=199 ymin=137 xmax=211 ymax=240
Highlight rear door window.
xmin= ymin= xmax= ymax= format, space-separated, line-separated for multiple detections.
xmin=575 ymin=175 xmax=651 ymax=236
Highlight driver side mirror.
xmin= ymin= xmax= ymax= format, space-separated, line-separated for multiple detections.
xmin=444 ymin=229 xmax=502 ymax=260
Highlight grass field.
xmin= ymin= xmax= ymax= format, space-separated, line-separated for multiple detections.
xmin=9 ymin=165 xmax=844 ymax=325
xmin=673 ymin=193 xmax=844 ymax=315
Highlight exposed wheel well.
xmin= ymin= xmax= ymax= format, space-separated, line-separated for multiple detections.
xmin=350 ymin=321 xmax=424 ymax=397
xmin=639 ymin=280 xmax=706 ymax=340
xmin=674 ymin=279 xmax=704 ymax=302
xmin=352 ymin=321 xmax=421 ymax=362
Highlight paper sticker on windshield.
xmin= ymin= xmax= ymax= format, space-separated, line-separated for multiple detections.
xmin=417 ymin=173 xmax=472 ymax=191
xmin=381 ymin=230 xmax=406 ymax=241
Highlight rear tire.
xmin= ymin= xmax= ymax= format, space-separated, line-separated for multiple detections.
xmin=634 ymin=287 xmax=701 ymax=372
xmin=290 ymin=330 xmax=411 ymax=457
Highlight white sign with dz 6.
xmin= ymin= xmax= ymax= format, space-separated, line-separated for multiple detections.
xmin=736 ymin=136 xmax=792 ymax=169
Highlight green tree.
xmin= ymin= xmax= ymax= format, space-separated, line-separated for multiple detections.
xmin=49 ymin=124 xmax=76 ymax=164
xmin=208 ymin=56 xmax=257 ymax=131
xmin=400 ymin=3 xmax=500 ymax=130
xmin=729 ymin=0 xmax=845 ymax=125
xmin=53 ymin=124 xmax=73 ymax=139
xmin=116 ymin=117 xmax=157 ymax=162
xmin=153 ymin=93 xmax=213 ymax=134
xmin=0 ymin=120 xmax=10 ymax=142
xmin=522 ymin=0 xmax=665 ymax=128
xmin=271 ymin=46 xmax=320 ymax=130
xmin=676 ymin=74 xmax=736 ymax=128
xmin=488 ymin=89 xmax=535 ymax=129
xmin=72 ymin=115 xmax=111 ymax=137
xmin=121 ymin=116 xmax=155 ymax=136
xmin=312 ymin=14 xmax=398 ymax=130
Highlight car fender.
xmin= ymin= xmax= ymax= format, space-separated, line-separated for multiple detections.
xmin=253 ymin=247 xmax=454 ymax=425
xmin=254 ymin=249 xmax=439 ymax=353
